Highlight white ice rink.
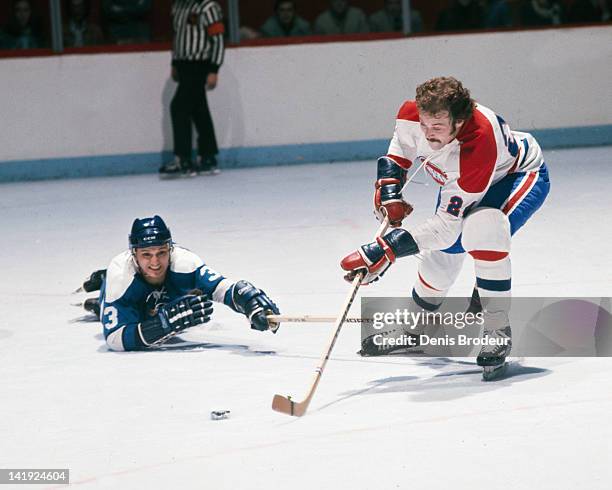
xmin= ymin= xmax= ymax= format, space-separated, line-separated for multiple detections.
xmin=1 ymin=146 xmax=611 ymax=489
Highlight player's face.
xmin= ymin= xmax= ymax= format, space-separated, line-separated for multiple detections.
xmin=419 ymin=111 xmax=464 ymax=150
xmin=134 ymin=244 xmax=171 ymax=286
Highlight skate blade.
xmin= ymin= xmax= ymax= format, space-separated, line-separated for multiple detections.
xmin=158 ymin=173 xmax=182 ymax=180
xmin=482 ymin=362 xmax=508 ymax=381
xmin=199 ymin=169 xmax=221 ymax=176
xmin=357 ymin=343 xmax=422 ymax=357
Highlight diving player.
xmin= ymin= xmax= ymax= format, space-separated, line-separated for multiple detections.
xmin=80 ymin=215 xmax=280 ymax=351
xmin=340 ymin=77 xmax=550 ymax=380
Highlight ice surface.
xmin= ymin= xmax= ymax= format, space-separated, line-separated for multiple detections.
xmin=1 ymin=147 xmax=611 ymax=489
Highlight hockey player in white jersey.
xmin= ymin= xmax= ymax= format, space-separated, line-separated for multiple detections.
xmin=340 ymin=77 xmax=550 ymax=380
xmin=79 ymin=215 xmax=280 ymax=351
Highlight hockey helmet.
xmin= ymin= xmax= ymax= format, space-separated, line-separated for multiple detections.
xmin=129 ymin=216 xmax=173 ymax=249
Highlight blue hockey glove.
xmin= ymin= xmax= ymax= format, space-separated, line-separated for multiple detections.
xmin=138 ymin=293 xmax=213 ymax=346
xmin=231 ymin=280 xmax=281 ymax=333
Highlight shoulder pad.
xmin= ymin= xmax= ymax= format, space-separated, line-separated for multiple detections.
xmin=457 ymin=107 xmax=497 ymax=194
xmin=104 ymin=251 xmax=138 ymax=303
xmin=397 ymin=100 xmax=419 ymax=122
xmin=170 ymin=246 xmax=205 ymax=274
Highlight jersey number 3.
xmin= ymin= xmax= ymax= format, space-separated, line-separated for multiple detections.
xmin=103 ymin=306 xmax=118 ymax=329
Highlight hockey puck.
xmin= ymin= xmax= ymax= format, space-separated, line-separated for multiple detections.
xmin=210 ymin=410 xmax=230 ymax=420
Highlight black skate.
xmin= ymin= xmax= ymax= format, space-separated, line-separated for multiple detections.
xmin=190 ymin=157 xmax=203 ymax=176
xmin=477 ymin=326 xmax=512 ymax=381
xmin=358 ymin=328 xmax=419 ymax=357
xmin=83 ymin=297 xmax=101 ymax=317
xmin=199 ymin=156 xmax=220 ymax=176
xmin=83 ymin=269 xmax=106 ymax=292
xmin=181 ymin=160 xmax=198 ymax=177
xmin=73 ymin=269 xmax=107 ymax=294
xmin=159 ymin=157 xmax=186 ymax=179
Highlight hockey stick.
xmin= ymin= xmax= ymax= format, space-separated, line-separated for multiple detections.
xmin=267 ymin=315 xmax=373 ymax=324
xmin=272 ymin=157 xmax=430 ymax=417
xmin=271 ymin=218 xmax=388 ymax=417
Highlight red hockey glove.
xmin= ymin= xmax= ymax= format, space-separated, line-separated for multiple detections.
xmin=373 ymin=178 xmax=413 ymax=227
xmin=340 ymin=229 xmax=420 ymax=285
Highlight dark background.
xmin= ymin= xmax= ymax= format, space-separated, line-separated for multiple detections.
xmin=2 ymin=0 xmax=581 ymax=45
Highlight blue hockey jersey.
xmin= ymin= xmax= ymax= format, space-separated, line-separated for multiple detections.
xmin=100 ymin=246 xmax=236 ymax=351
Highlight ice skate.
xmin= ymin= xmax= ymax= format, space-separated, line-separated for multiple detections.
xmin=477 ymin=326 xmax=512 ymax=381
xmin=199 ymin=156 xmax=220 ymax=176
xmin=83 ymin=269 xmax=106 ymax=292
xmin=73 ymin=269 xmax=106 ymax=293
xmin=159 ymin=157 xmax=186 ymax=179
xmin=359 ymin=327 xmax=419 ymax=356
xmin=83 ymin=297 xmax=101 ymax=317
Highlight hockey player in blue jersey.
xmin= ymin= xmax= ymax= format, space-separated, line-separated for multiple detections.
xmin=80 ymin=215 xmax=280 ymax=351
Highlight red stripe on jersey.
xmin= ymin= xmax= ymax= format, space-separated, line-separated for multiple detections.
xmin=207 ymin=22 xmax=225 ymax=36
xmin=457 ymin=110 xmax=497 ymax=194
xmin=418 ymin=273 xmax=441 ymax=292
xmin=468 ymin=250 xmax=509 ymax=261
xmin=387 ymin=154 xmax=412 ymax=169
xmin=502 ymin=172 xmax=537 ymax=214
xmin=396 ymin=100 xmax=419 ymax=122
xmin=507 ymin=153 xmax=520 ymax=175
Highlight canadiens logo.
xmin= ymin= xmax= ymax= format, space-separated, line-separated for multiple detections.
xmin=424 ymin=160 xmax=448 ymax=185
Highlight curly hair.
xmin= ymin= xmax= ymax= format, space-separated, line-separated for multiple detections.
xmin=416 ymin=77 xmax=475 ymax=123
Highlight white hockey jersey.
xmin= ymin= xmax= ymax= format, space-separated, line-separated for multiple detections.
xmin=387 ymin=101 xmax=544 ymax=251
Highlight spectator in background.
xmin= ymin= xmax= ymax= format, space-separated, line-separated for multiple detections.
xmin=369 ymin=0 xmax=424 ymax=33
xmin=102 ymin=0 xmax=151 ymax=44
xmin=240 ymin=26 xmax=261 ymax=40
xmin=0 ymin=0 xmax=44 ymax=49
xmin=436 ymin=0 xmax=485 ymax=31
xmin=484 ymin=0 xmax=513 ymax=28
xmin=261 ymin=1 xmax=311 ymax=38
xmin=63 ymin=0 xmax=104 ymax=47
xmin=520 ymin=0 xmax=563 ymax=26
xmin=314 ymin=0 xmax=369 ymax=35
xmin=567 ymin=0 xmax=610 ymax=23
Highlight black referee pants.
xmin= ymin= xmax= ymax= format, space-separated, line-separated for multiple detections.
xmin=171 ymin=60 xmax=219 ymax=162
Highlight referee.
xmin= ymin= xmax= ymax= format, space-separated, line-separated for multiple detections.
xmin=160 ymin=0 xmax=225 ymax=178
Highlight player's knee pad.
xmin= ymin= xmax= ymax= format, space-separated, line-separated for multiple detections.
xmin=414 ymin=250 xmax=465 ymax=300
xmin=462 ymin=208 xmax=511 ymax=257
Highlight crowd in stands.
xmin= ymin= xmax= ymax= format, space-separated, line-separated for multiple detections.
xmin=0 ymin=0 xmax=153 ymax=49
xmin=251 ymin=0 xmax=609 ymax=40
xmin=1 ymin=0 xmax=609 ymax=51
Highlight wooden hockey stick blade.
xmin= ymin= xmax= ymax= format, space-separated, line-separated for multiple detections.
xmin=271 ymin=394 xmax=309 ymax=417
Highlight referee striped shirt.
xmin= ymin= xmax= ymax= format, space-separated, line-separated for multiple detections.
xmin=172 ymin=0 xmax=225 ymax=71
